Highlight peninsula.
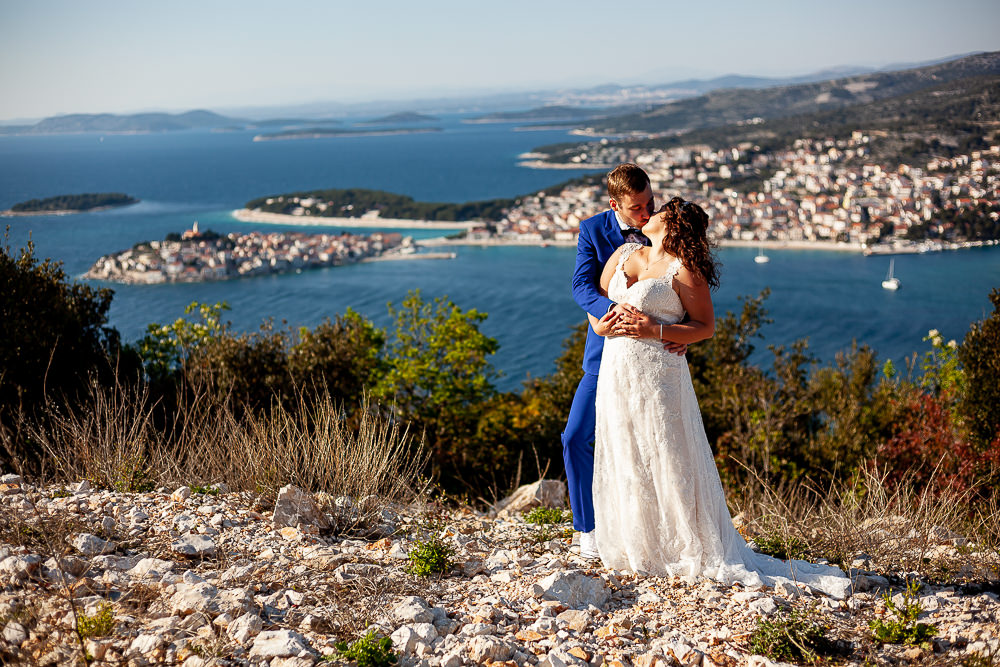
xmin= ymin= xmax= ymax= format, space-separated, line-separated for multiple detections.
xmin=252 ymin=127 xmax=442 ymax=141
xmin=3 ymin=192 xmax=138 ymax=216
xmin=84 ymin=223 xmax=405 ymax=284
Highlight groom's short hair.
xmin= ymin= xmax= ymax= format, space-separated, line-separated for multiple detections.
xmin=607 ymin=163 xmax=650 ymax=201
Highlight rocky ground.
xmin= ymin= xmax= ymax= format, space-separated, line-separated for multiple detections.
xmin=0 ymin=473 xmax=997 ymax=667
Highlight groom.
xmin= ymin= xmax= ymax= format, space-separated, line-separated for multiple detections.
xmin=563 ymin=163 xmax=684 ymax=559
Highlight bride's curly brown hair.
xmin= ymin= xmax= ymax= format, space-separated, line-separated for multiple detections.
xmin=660 ymin=196 xmax=720 ymax=290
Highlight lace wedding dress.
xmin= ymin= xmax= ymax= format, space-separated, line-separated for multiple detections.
xmin=593 ymin=244 xmax=850 ymax=598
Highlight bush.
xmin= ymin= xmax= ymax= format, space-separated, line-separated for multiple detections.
xmin=0 ymin=235 xmax=127 ymax=469
xmin=76 ymin=602 xmax=115 ymax=639
xmin=959 ymin=288 xmax=1000 ymax=448
xmin=524 ymin=506 xmax=571 ymax=525
xmin=406 ymin=534 xmax=455 ymax=577
xmin=749 ymin=606 xmax=833 ymax=663
xmin=869 ymin=579 xmax=938 ymax=646
xmin=374 ymin=290 xmax=499 ymax=486
xmin=333 ymin=629 xmax=397 ymax=667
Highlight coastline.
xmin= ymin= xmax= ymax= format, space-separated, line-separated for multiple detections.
xmin=2 ymin=201 xmax=139 ymax=217
xmin=231 ymin=209 xmax=478 ymax=230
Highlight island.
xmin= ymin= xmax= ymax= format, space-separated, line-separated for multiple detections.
xmin=241 ymin=188 xmax=514 ymax=222
xmin=357 ymin=111 xmax=438 ymax=125
xmin=84 ymin=222 xmax=418 ymax=284
xmin=252 ymin=127 xmax=442 ymax=141
xmin=3 ymin=192 xmax=139 ymax=216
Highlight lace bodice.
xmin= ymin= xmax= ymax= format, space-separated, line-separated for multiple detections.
xmin=607 ymin=243 xmax=685 ymax=326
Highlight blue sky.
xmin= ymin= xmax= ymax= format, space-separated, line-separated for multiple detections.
xmin=2 ymin=0 xmax=999 ymax=120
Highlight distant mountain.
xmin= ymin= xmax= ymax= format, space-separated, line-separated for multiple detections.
xmin=469 ymin=105 xmax=634 ymax=123
xmin=357 ymin=111 xmax=439 ymax=125
xmin=581 ymin=50 xmax=1000 ymax=134
xmin=0 ymin=109 xmax=243 ymax=134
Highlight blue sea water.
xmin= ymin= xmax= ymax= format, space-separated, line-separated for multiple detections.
xmin=2 ymin=117 xmax=998 ymax=391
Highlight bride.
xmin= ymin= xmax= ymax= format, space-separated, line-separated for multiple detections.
xmin=587 ymin=197 xmax=850 ymax=598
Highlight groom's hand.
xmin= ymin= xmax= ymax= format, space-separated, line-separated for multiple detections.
xmin=592 ymin=310 xmax=621 ymax=337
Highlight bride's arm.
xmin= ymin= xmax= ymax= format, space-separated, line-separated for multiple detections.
xmin=657 ymin=266 xmax=715 ymax=343
xmin=585 ymin=248 xmax=625 ymax=337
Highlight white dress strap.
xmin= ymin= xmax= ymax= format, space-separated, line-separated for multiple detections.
xmin=616 ymin=242 xmax=643 ymax=272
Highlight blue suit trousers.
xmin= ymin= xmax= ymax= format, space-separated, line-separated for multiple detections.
xmin=562 ymin=371 xmax=598 ymax=532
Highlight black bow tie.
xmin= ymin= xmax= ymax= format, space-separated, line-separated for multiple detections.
xmin=623 ymin=228 xmax=650 ymax=246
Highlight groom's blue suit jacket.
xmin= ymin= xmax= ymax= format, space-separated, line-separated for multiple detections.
xmin=572 ymin=209 xmax=629 ymax=375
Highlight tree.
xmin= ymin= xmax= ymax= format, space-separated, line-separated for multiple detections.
xmin=958 ymin=288 xmax=1000 ymax=449
xmin=374 ymin=290 xmax=499 ymax=485
xmin=0 ymin=235 xmax=124 ymax=466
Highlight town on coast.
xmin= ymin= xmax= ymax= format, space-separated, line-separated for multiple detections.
xmin=233 ymin=134 xmax=1000 ymax=257
xmin=83 ymin=223 xmax=456 ymax=285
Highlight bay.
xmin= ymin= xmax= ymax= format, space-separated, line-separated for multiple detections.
xmin=2 ymin=119 xmax=998 ymax=391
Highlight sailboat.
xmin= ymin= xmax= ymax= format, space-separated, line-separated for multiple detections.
xmin=881 ymin=259 xmax=901 ymax=290
xmin=754 ymin=246 xmax=770 ymax=264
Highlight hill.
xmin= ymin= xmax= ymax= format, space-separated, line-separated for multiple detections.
xmin=581 ymin=51 xmax=1000 ymax=136
xmin=358 ymin=111 xmax=439 ymax=125
xmin=0 ymin=109 xmax=242 ymax=134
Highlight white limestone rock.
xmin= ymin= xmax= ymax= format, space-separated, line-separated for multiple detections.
xmin=533 ymin=570 xmax=610 ymax=609
xmin=171 ymin=533 xmax=217 ymax=558
xmin=466 ymin=635 xmax=514 ymax=664
xmin=273 ymin=485 xmax=330 ymax=530
xmin=394 ymin=596 xmax=435 ymax=624
xmin=169 ymin=582 xmax=220 ymax=616
xmin=492 ymin=479 xmax=567 ymax=517
xmin=71 ymin=533 xmax=116 ymax=557
xmin=228 ymin=612 xmax=263 ymax=644
xmin=249 ymin=629 xmax=314 ymax=659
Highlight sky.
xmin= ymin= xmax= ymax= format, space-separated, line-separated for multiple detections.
xmin=2 ymin=0 xmax=999 ymax=121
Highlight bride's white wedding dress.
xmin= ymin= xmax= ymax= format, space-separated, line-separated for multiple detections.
xmin=593 ymin=244 xmax=850 ymax=598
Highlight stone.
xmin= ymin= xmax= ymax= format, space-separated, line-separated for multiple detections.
xmin=169 ymin=582 xmax=220 ymax=616
xmin=216 ymin=587 xmax=256 ymax=616
xmin=249 ymin=629 xmax=314 ymax=659
xmin=2 ymin=621 xmax=27 ymax=646
xmin=466 ymin=635 xmax=513 ymax=664
xmin=391 ymin=625 xmax=420 ymax=655
xmin=171 ymin=533 xmax=217 ymax=558
xmin=0 ymin=554 xmax=42 ymax=580
xmin=129 ymin=634 xmax=162 ymax=655
xmin=533 ymin=570 xmax=610 ymax=609
xmin=273 ymin=485 xmax=330 ymax=530
xmin=172 ymin=486 xmax=192 ymax=502
xmin=71 ymin=479 xmax=91 ymax=494
xmin=228 ymin=612 xmax=263 ymax=644
xmin=749 ymin=597 xmax=779 ymax=616
xmin=130 ymin=557 xmax=175 ymax=577
xmin=394 ymin=596 xmax=435 ymax=624
xmin=774 ymin=582 xmax=801 ymax=600
xmin=71 ymin=533 xmax=116 ymax=556
xmin=493 ymin=479 xmax=567 ymax=517
xmin=853 ymin=572 xmax=890 ymax=592
xmin=556 ymin=609 xmax=591 ymax=632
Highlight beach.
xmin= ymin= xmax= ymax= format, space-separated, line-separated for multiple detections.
xmin=232 ymin=209 xmax=478 ymax=230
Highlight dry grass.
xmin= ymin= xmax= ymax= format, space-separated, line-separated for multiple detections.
xmin=3 ymin=376 xmax=429 ymax=537
xmin=733 ymin=465 xmax=1000 ymax=585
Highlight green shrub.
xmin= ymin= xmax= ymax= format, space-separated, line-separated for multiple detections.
xmin=406 ymin=534 xmax=455 ymax=577
xmin=869 ymin=579 xmax=937 ymax=646
xmin=333 ymin=629 xmax=397 ymax=667
xmin=524 ymin=506 xmax=571 ymax=525
xmin=77 ymin=602 xmax=115 ymax=639
xmin=749 ymin=607 xmax=832 ymax=663
xmin=752 ymin=533 xmax=809 ymax=561
xmin=189 ymin=484 xmax=220 ymax=495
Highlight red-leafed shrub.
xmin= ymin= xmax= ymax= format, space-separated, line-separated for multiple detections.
xmin=873 ymin=390 xmax=1000 ymax=496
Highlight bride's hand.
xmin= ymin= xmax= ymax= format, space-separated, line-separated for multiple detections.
xmin=614 ymin=304 xmax=655 ymax=338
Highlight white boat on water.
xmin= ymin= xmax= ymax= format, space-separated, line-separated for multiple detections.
xmin=882 ymin=259 xmax=901 ymax=290
xmin=754 ymin=246 xmax=770 ymax=264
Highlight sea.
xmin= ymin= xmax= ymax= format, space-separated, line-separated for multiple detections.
xmin=2 ymin=114 xmax=998 ymax=391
